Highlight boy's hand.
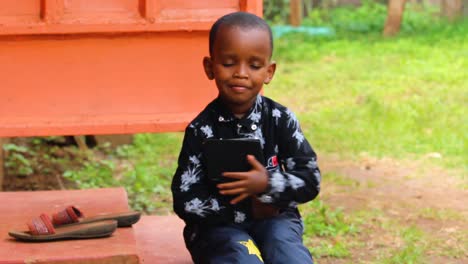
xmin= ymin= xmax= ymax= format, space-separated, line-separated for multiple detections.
xmin=217 ymin=155 xmax=269 ymax=204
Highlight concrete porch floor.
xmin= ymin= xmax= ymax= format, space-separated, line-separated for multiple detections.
xmin=0 ymin=188 xmax=191 ymax=264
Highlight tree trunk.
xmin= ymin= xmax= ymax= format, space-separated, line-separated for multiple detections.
xmin=290 ymin=0 xmax=303 ymax=27
xmin=465 ymin=0 xmax=468 ymax=17
xmin=442 ymin=0 xmax=463 ymax=20
xmin=383 ymin=0 xmax=407 ymax=37
xmin=311 ymin=0 xmax=321 ymax=9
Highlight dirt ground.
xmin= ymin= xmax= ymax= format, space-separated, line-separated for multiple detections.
xmin=2 ymin=140 xmax=466 ymax=263
xmin=2 ymin=137 xmax=80 ymax=191
xmin=317 ymin=154 xmax=467 ymax=263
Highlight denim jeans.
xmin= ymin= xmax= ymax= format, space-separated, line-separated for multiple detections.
xmin=183 ymin=210 xmax=313 ymax=264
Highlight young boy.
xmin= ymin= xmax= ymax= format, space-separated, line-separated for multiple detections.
xmin=171 ymin=11 xmax=321 ymax=264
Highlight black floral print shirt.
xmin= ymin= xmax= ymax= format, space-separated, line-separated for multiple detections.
xmin=171 ymin=95 xmax=321 ymax=226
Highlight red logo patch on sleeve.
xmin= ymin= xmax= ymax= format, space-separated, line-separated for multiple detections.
xmin=267 ymin=155 xmax=278 ymax=168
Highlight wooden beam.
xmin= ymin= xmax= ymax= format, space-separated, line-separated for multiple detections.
xmin=41 ymin=0 xmax=65 ymax=23
xmin=240 ymin=0 xmax=263 ymax=17
xmin=73 ymin=136 xmax=88 ymax=151
xmin=142 ymin=0 xmax=160 ymax=23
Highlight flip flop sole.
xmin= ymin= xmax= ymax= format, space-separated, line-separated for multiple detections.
xmin=79 ymin=211 xmax=141 ymax=227
xmin=52 ymin=206 xmax=141 ymax=227
xmin=9 ymin=220 xmax=117 ymax=242
xmin=8 ymin=230 xmax=116 ymax=242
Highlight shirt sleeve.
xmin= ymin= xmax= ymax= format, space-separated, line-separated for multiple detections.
xmin=258 ymin=109 xmax=321 ymax=207
xmin=171 ymin=125 xmax=234 ymax=225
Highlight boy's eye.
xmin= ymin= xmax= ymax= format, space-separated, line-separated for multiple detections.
xmin=250 ymin=64 xmax=262 ymax=70
xmin=222 ymin=63 xmax=234 ymax=67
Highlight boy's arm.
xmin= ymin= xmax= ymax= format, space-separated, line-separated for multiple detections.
xmin=258 ymin=109 xmax=321 ymax=208
xmin=171 ymin=125 xmax=233 ymax=225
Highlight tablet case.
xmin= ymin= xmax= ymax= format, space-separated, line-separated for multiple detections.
xmin=203 ymin=138 xmax=265 ymax=183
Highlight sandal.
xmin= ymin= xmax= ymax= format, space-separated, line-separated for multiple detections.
xmin=52 ymin=206 xmax=141 ymax=227
xmin=9 ymin=214 xmax=117 ymax=242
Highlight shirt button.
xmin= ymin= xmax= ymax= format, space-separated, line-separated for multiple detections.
xmin=251 ymin=124 xmax=257 ymax=130
xmin=262 ymin=195 xmax=273 ymax=203
xmin=218 ymin=116 xmax=224 ymax=122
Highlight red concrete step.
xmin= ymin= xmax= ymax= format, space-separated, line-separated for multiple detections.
xmin=0 ymin=188 xmax=139 ymax=264
xmin=134 ymin=215 xmax=192 ymax=263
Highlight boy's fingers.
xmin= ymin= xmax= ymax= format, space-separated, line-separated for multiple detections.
xmin=219 ymin=187 xmax=246 ymax=195
xmin=230 ymin=193 xmax=249 ymax=204
xmin=217 ymin=180 xmax=246 ymax=190
xmin=222 ymin=172 xmax=247 ymax=179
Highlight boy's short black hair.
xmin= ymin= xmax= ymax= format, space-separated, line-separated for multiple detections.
xmin=209 ymin=11 xmax=273 ymax=57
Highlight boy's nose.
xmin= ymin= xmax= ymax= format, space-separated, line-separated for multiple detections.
xmin=233 ymin=64 xmax=248 ymax=79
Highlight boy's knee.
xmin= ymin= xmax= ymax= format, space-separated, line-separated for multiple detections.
xmin=260 ymin=229 xmax=300 ymax=252
xmin=258 ymin=215 xmax=304 ymax=243
xmin=254 ymin=215 xmax=312 ymax=263
xmin=259 ymin=235 xmax=313 ymax=264
xmin=207 ymin=235 xmax=264 ymax=264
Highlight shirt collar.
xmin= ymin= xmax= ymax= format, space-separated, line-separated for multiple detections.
xmin=212 ymin=96 xmax=263 ymax=124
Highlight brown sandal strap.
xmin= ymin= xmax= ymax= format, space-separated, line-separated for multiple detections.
xmin=52 ymin=206 xmax=83 ymax=226
xmin=27 ymin=214 xmax=55 ymax=235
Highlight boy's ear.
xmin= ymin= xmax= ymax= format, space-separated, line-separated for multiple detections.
xmin=264 ymin=61 xmax=277 ymax=84
xmin=203 ymin=57 xmax=214 ymax=80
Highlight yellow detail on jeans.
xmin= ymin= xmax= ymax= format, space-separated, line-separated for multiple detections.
xmin=239 ymin=239 xmax=264 ymax=262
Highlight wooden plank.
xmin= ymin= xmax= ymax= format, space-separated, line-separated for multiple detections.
xmin=0 ymin=188 xmax=139 ymax=263
xmin=142 ymin=0 xmax=160 ymax=23
xmin=135 ymin=215 xmax=192 ymax=263
xmin=240 ymin=0 xmax=263 ymax=17
xmin=40 ymin=0 xmax=65 ymax=23
xmin=0 ymin=0 xmax=249 ymax=35
xmin=0 ymin=32 xmax=217 ymax=137
xmin=0 ymin=0 xmax=264 ymax=137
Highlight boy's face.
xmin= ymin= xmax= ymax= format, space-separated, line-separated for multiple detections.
xmin=203 ymin=25 xmax=276 ymax=116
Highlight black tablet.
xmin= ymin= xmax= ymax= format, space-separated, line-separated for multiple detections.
xmin=202 ymin=138 xmax=265 ymax=183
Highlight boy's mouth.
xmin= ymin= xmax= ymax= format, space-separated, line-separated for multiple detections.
xmin=229 ymin=85 xmax=249 ymax=93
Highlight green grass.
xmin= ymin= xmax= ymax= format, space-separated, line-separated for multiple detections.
xmin=267 ymin=21 xmax=468 ymax=170
xmin=379 ymin=226 xmax=427 ymax=264
xmin=324 ymin=172 xmax=360 ymax=187
xmin=302 ymin=200 xmax=359 ymax=237
xmin=418 ymin=207 xmax=465 ymax=221
xmin=63 ymin=133 xmax=182 ymax=213
xmin=301 ymin=200 xmax=430 ymax=262
xmin=301 ymin=200 xmax=358 ymax=258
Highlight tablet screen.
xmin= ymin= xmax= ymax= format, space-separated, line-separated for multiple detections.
xmin=202 ymin=138 xmax=264 ymax=183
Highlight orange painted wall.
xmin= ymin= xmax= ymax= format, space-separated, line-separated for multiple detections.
xmin=0 ymin=0 xmax=263 ymax=137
